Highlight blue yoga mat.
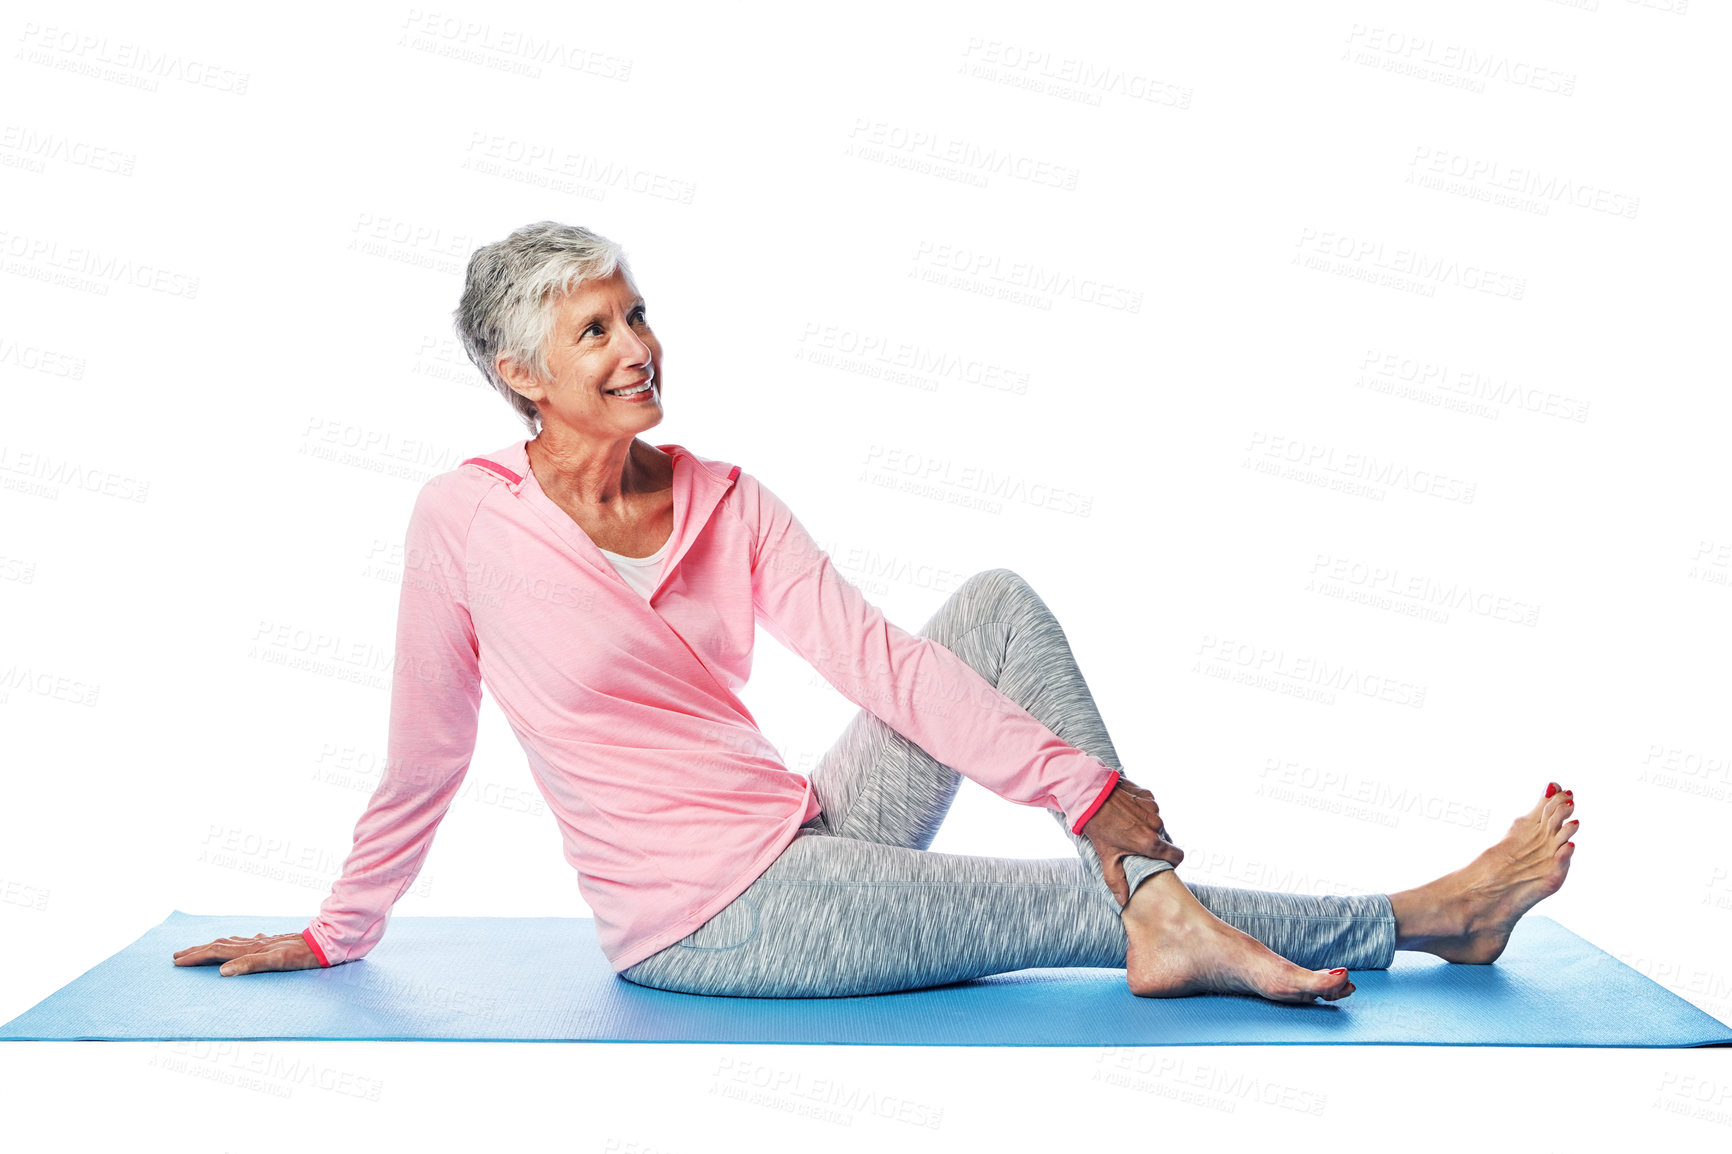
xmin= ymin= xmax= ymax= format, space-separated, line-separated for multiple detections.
xmin=2 ymin=910 xmax=1727 ymax=1046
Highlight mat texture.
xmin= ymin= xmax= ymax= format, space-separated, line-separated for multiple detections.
xmin=2 ymin=911 xmax=1727 ymax=1046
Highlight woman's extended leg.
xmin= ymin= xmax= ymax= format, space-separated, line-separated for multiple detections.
xmin=619 ymin=569 xmax=1390 ymax=998
xmin=618 ymin=827 xmax=1163 ymax=997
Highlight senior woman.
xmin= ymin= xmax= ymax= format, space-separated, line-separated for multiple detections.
xmin=175 ymin=222 xmax=1579 ymax=1001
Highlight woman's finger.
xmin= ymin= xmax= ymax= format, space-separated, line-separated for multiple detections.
xmin=172 ymin=932 xmax=303 ymax=965
xmin=173 ymin=941 xmax=251 ymax=966
xmin=1100 ymin=852 xmax=1130 ymax=908
xmin=172 ymin=935 xmax=240 ymax=963
xmin=217 ymin=949 xmax=297 ymax=977
xmin=217 ymin=938 xmax=321 ymax=976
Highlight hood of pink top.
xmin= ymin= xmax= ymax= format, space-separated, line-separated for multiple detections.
xmin=459 ymin=439 xmax=741 ymax=602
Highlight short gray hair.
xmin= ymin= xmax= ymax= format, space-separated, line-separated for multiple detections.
xmin=453 ymin=221 xmax=633 ymax=433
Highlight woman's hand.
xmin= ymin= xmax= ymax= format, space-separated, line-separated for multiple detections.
xmin=1080 ymin=779 xmax=1185 ymax=908
xmin=172 ymin=932 xmax=322 ymax=976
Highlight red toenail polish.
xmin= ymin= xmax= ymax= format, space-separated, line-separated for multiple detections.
xmin=1545 ymin=783 xmax=1559 ymax=797
xmin=1330 ymin=968 xmax=1347 ymax=975
xmin=1567 ymin=842 xmax=1575 ymax=848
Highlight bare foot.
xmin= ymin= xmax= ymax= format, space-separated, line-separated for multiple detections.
xmin=1122 ymin=870 xmax=1356 ymax=1004
xmin=1389 ymin=782 xmax=1578 ymax=964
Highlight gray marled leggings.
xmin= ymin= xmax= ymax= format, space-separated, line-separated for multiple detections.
xmin=618 ymin=569 xmax=1396 ymax=997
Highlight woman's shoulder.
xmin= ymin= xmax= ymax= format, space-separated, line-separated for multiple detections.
xmin=453 ymin=439 xmax=531 ymax=488
xmin=656 ymin=442 xmax=744 ymax=486
xmin=410 ymin=442 xmax=526 ymax=524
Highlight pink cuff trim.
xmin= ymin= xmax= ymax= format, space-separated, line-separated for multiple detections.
xmin=1070 ymin=769 xmax=1121 ymax=834
xmin=301 ymin=927 xmax=331 ymax=968
xmin=463 ymin=457 xmax=523 ymax=485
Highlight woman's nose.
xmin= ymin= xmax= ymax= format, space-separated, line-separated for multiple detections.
xmin=619 ymin=324 xmax=653 ymax=365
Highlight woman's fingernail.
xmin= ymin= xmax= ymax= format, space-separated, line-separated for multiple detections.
xmin=1567 ymin=842 xmax=1575 ymax=848
xmin=1330 ymin=968 xmax=1348 ymax=975
xmin=1545 ymin=783 xmax=1560 ymax=797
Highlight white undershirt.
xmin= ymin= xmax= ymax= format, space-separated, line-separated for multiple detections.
xmin=596 ymin=535 xmax=672 ymax=600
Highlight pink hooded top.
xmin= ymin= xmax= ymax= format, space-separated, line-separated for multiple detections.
xmin=301 ymin=439 xmax=1122 ymax=973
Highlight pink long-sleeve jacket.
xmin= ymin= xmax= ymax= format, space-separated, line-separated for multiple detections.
xmin=301 ymin=439 xmax=1121 ymax=973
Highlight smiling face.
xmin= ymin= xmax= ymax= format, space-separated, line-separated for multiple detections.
xmin=499 ymin=267 xmax=663 ymax=440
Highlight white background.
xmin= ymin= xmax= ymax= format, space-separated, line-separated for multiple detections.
xmin=3 ymin=0 xmax=1729 ymax=1149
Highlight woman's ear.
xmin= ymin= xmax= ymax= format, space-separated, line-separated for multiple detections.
xmin=496 ymin=355 xmax=542 ymax=405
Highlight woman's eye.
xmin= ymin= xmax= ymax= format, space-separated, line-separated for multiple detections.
xmin=582 ymin=309 xmax=646 ymax=338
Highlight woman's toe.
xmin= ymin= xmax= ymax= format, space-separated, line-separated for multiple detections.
xmin=1542 ymin=795 xmax=1574 ymax=830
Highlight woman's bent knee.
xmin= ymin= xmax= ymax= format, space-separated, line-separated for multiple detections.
xmin=951 ymin=567 xmax=1049 ymax=623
